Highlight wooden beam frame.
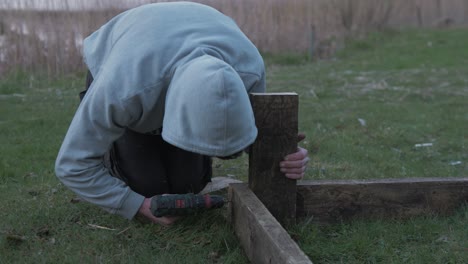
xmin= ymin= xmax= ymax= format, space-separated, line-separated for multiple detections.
xmin=229 ymin=93 xmax=467 ymax=263
xmin=229 ymin=177 xmax=467 ymax=263
xmin=297 ymin=177 xmax=468 ymax=223
xmin=228 ymin=183 xmax=313 ymax=264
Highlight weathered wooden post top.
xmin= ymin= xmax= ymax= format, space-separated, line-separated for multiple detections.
xmin=248 ymin=92 xmax=299 ymax=225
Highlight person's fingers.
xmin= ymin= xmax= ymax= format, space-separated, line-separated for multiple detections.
xmin=153 ymin=216 xmax=179 ymax=226
xmin=284 ymin=147 xmax=308 ymax=161
xmin=297 ymin=132 xmax=306 ymax=143
xmin=147 ymin=214 xmax=179 ymax=226
xmin=280 ymin=166 xmax=306 ymax=174
xmin=285 ymin=172 xmax=305 ymax=180
xmin=281 ymin=146 xmax=309 ymax=180
xmin=138 ymin=197 xmax=180 ymax=226
xmin=280 ymin=157 xmax=309 ymax=169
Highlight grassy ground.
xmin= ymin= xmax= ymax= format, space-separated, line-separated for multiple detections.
xmin=271 ymin=29 xmax=467 ymax=180
xmin=0 ymin=29 xmax=467 ymax=263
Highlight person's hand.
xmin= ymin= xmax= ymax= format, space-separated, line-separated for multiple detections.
xmin=137 ymin=197 xmax=179 ymax=226
xmin=279 ymin=133 xmax=309 ymax=180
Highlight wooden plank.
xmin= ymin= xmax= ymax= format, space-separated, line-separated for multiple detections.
xmin=248 ymin=93 xmax=298 ymax=225
xmin=228 ymin=183 xmax=313 ymax=264
xmin=296 ymin=177 xmax=468 ymax=223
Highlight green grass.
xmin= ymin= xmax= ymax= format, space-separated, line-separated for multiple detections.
xmin=290 ymin=208 xmax=468 ymax=263
xmin=1 ymin=29 xmax=467 ymax=263
xmin=267 ymin=28 xmax=467 ymax=180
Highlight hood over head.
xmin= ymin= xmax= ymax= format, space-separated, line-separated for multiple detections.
xmin=162 ymin=55 xmax=257 ymax=157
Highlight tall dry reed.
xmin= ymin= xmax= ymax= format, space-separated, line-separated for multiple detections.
xmin=0 ymin=0 xmax=466 ymax=77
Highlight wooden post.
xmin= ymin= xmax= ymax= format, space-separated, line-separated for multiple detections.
xmin=249 ymin=93 xmax=298 ymax=225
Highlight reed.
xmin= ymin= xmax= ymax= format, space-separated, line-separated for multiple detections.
xmin=0 ymin=0 xmax=466 ymax=77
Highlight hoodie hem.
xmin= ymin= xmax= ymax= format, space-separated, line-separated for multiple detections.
xmin=162 ymin=131 xmax=257 ymax=157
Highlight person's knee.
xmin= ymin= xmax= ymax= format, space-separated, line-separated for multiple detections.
xmin=170 ymin=180 xmax=206 ymax=194
xmin=129 ymin=177 xmax=170 ymax=197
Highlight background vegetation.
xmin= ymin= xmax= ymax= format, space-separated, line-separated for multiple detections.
xmin=1 ymin=0 xmax=467 ymax=77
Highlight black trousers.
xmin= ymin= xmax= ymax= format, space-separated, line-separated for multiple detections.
xmin=83 ymin=71 xmax=212 ymax=198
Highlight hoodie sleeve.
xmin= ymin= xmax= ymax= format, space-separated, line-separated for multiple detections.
xmin=55 ymin=76 xmax=145 ymax=220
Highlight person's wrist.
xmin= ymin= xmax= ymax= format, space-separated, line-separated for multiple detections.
xmin=139 ymin=198 xmax=151 ymax=214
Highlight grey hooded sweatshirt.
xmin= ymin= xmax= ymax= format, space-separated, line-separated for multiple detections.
xmin=55 ymin=2 xmax=265 ymax=219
